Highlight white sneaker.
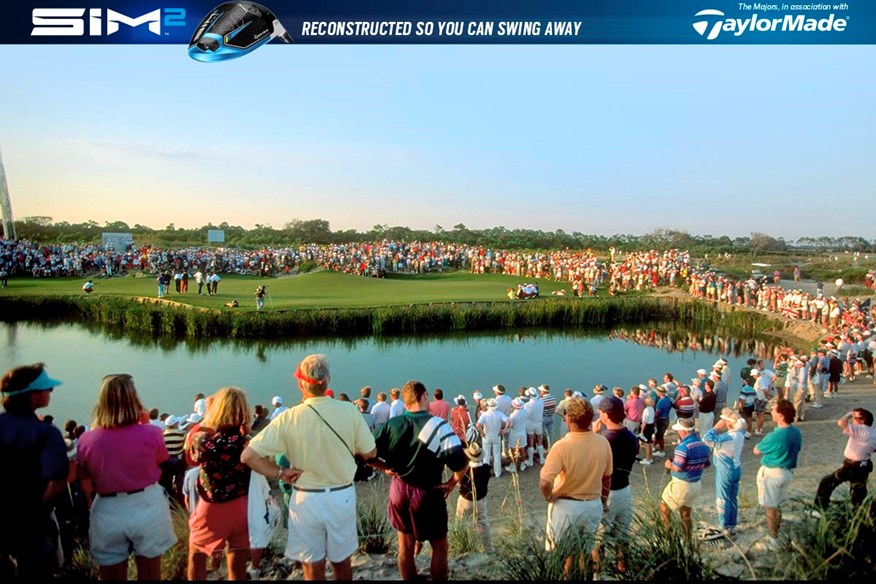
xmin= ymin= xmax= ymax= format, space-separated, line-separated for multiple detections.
xmin=652 ymin=450 xmax=666 ymax=458
xmin=519 ymin=462 xmax=528 ymax=470
xmin=505 ymin=464 xmax=517 ymax=473
xmin=812 ymin=403 xmax=824 ymax=409
xmin=744 ymin=432 xmax=752 ymax=438
xmin=639 ymin=459 xmax=653 ymax=465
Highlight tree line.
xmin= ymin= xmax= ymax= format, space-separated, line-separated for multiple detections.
xmin=8 ymin=216 xmax=875 ymax=255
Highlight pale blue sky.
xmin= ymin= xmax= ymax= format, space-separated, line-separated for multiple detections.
xmin=1 ymin=44 xmax=873 ymax=239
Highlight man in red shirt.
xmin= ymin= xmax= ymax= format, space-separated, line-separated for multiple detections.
xmin=429 ymin=388 xmax=451 ymax=422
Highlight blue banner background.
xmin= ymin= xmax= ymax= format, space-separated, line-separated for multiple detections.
xmin=3 ymin=0 xmax=874 ymax=44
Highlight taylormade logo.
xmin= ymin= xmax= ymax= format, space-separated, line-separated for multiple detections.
xmin=693 ymin=8 xmax=848 ymax=40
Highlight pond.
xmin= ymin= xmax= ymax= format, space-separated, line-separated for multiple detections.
xmin=1 ymin=321 xmax=777 ymax=426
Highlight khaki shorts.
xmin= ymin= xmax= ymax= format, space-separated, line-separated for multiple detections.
xmin=757 ymin=466 xmax=793 ymax=508
xmin=661 ymin=477 xmax=702 ymax=511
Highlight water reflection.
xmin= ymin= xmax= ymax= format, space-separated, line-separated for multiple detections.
xmin=1 ymin=320 xmax=783 ymax=428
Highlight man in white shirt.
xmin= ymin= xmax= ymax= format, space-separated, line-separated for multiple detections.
xmin=814 ymin=408 xmax=876 ymax=511
xmin=476 ymin=398 xmax=510 ymax=478
xmin=269 ymin=395 xmax=288 ymax=420
xmin=389 ymin=387 xmax=406 ymax=418
xmin=370 ymin=392 xmax=391 ymax=427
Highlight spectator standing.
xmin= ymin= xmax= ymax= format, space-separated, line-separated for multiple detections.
xmin=815 ymin=408 xmax=876 ymax=511
xmin=703 ymin=410 xmax=746 ymax=538
xmin=753 ymin=399 xmax=802 ymax=550
xmin=242 ymin=354 xmax=376 ymax=580
xmin=429 ymin=388 xmax=451 ymax=421
xmin=371 ymin=380 xmax=468 ymax=580
xmin=0 ymin=364 xmax=68 ymax=579
xmin=186 ymin=387 xmax=253 ymax=580
xmin=76 ymin=374 xmax=177 ymax=580
xmin=660 ymin=417 xmax=711 ymax=539
xmin=455 ymin=442 xmax=494 ymax=552
xmin=539 ymin=398 xmax=612 ymax=559
xmin=370 ymin=392 xmax=391 ymax=428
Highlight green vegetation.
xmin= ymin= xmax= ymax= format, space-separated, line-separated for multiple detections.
xmin=0 ymin=271 xmax=782 ymax=342
xmin=356 ymin=481 xmax=392 ymax=554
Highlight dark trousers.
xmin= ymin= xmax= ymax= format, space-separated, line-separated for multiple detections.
xmin=815 ymin=458 xmax=873 ymax=509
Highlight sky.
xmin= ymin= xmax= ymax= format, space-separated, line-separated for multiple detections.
xmin=0 ymin=44 xmax=874 ymax=240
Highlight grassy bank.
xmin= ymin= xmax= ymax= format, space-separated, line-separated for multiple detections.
xmin=1 ymin=288 xmax=776 ymax=343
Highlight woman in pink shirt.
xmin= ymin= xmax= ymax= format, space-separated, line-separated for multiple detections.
xmin=77 ymin=374 xmax=177 ymax=580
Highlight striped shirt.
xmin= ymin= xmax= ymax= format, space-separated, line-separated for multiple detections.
xmin=670 ymin=433 xmax=711 ymax=482
xmin=163 ymin=427 xmax=187 ymax=457
xmin=541 ymin=394 xmax=558 ymax=418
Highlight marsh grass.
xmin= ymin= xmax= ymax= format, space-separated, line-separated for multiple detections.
xmin=356 ymin=483 xmax=392 ymax=554
xmin=497 ymin=524 xmax=597 ymax=581
xmin=448 ymin=517 xmax=482 ymax=555
xmin=601 ymin=503 xmax=718 ymax=581
xmin=769 ymin=495 xmax=876 ymax=579
xmin=0 ymin=291 xmax=773 ymax=342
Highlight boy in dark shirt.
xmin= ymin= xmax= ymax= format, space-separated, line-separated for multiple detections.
xmin=455 ymin=442 xmax=494 ymax=552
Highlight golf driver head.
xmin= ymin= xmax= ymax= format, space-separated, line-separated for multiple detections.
xmin=188 ymin=1 xmax=292 ymax=62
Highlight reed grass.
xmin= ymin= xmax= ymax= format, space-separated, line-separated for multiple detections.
xmin=768 ymin=495 xmax=876 ymax=579
xmin=1 ymin=293 xmax=781 ymax=343
xmin=356 ymin=482 xmax=392 ymax=554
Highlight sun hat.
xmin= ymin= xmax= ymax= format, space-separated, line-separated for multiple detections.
xmin=654 ymin=385 xmax=667 ymax=394
xmin=671 ymin=418 xmax=695 ymax=432
xmin=454 ymin=394 xmax=466 ymax=406
xmin=525 ymin=387 xmax=538 ymax=398
xmin=473 ymin=390 xmax=483 ymax=401
xmin=187 ymin=413 xmax=203 ymax=425
xmin=1 ymin=368 xmax=64 ymax=397
xmin=751 ymin=369 xmax=761 ymax=377
xmin=572 ymin=391 xmax=584 ymax=398
xmin=719 ymin=411 xmax=738 ymax=424
xmin=511 ymin=397 xmax=525 ymax=409
xmin=486 ymin=397 xmax=497 ymax=409
xmin=696 ymin=368 xmax=708 ymax=376
xmin=465 ymin=442 xmax=485 ymax=463
xmin=593 ymin=384 xmax=607 ymax=394
xmin=272 ymin=395 xmax=283 ymax=405
xmin=638 ymin=384 xmax=648 ymax=391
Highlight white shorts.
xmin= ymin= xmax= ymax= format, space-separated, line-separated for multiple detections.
xmin=286 ymin=484 xmax=358 ymax=564
xmin=757 ymin=466 xmax=793 ymax=508
xmin=508 ymin=431 xmax=527 ymax=450
xmin=89 ymin=483 xmax=177 ymax=566
xmin=545 ymin=497 xmax=602 ymax=551
xmin=526 ymin=421 xmax=543 ymax=436
xmin=661 ymin=477 xmax=702 ymax=511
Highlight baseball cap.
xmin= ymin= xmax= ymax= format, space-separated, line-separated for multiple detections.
xmin=272 ymin=395 xmax=283 ymax=405
xmin=598 ymin=396 xmax=624 ymax=418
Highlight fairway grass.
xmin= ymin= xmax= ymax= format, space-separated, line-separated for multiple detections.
xmin=1 ymin=270 xmax=571 ymax=310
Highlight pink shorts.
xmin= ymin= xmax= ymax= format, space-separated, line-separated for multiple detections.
xmin=188 ymin=495 xmax=249 ymax=554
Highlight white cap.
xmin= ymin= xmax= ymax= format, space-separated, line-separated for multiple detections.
xmin=272 ymin=395 xmax=283 ymax=405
